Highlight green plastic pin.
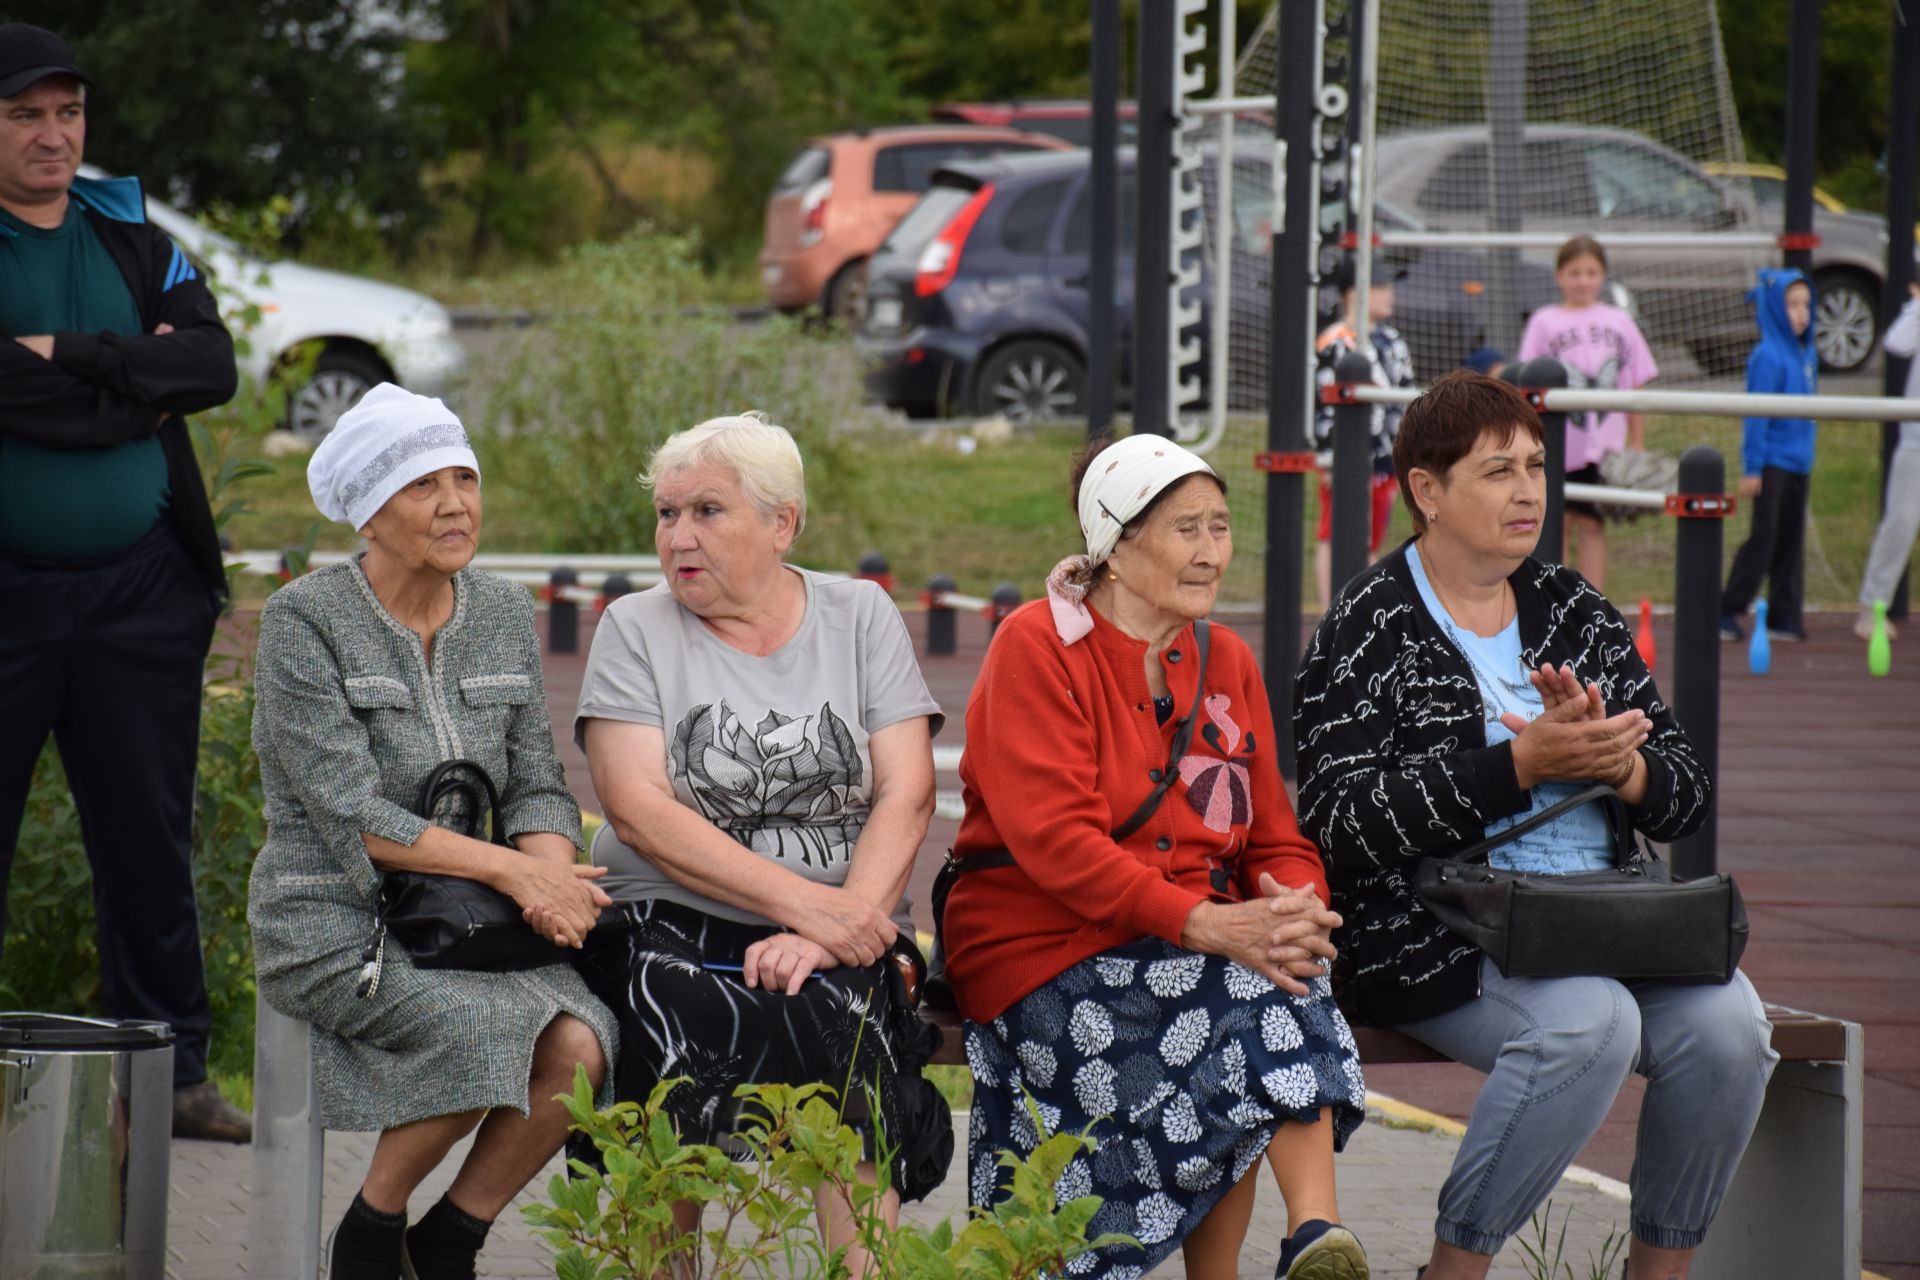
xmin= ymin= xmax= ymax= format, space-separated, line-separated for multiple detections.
xmin=1869 ymin=600 xmax=1892 ymax=678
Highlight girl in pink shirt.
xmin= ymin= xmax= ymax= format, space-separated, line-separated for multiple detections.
xmin=1518 ymin=235 xmax=1658 ymax=592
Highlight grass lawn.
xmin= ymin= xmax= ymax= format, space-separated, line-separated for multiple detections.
xmin=215 ymin=411 xmax=1913 ymax=616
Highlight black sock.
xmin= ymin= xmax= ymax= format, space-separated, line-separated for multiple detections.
xmin=404 ymin=1195 xmax=492 ymax=1280
xmin=330 ymin=1192 xmax=407 ymax=1279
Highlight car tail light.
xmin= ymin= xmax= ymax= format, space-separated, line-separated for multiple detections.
xmin=914 ymin=185 xmax=995 ymax=297
xmin=800 ymin=177 xmax=831 ymax=246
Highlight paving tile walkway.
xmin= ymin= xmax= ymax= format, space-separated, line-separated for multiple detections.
xmin=168 ymin=1100 xmax=1634 ymax=1278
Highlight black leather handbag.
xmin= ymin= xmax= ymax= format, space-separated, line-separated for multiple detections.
xmin=922 ymin=620 xmax=1212 ymax=1012
xmin=1414 ymin=783 xmax=1748 ymax=984
xmin=371 ymin=760 xmax=566 ymax=979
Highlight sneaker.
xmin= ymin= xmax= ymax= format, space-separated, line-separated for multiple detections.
xmin=1768 ymin=627 xmax=1809 ymax=644
xmin=1277 ymin=1219 xmax=1369 ymax=1279
xmin=1719 ymin=615 xmax=1745 ymax=643
xmin=172 ymin=1080 xmax=251 ymax=1143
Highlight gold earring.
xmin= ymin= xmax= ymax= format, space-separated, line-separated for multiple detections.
xmin=1107 ymin=567 xmax=1119 ymax=581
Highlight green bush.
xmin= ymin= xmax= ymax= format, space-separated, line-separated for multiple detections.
xmin=528 ymin=1067 xmax=1128 ymax=1279
xmin=468 ymin=225 xmax=875 ymax=557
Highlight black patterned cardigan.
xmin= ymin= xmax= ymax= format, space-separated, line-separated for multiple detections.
xmin=1290 ymin=543 xmax=1712 ymax=1028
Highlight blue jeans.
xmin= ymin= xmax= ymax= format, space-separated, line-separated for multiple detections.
xmin=1393 ymin=958 xmax=1778 ymax=1254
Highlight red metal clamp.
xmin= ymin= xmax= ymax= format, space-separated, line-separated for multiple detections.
xmin=1318 ymin=383 xmax=1362 ymax=405
xmin=1253 ymin=452 xmax=1319 ymax=474
xmin=1665 ymin=493 xmax=1738 ymax=519
xmin=1776 ymin=231 xmax=1821 ymax=252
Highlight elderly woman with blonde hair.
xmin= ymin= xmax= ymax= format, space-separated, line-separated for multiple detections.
xmin=574 ymin=413 xmax=946 ymax=1270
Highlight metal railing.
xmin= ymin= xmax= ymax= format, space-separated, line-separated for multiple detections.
xmin=1337 ymin=382 xmax=1920 ymax=422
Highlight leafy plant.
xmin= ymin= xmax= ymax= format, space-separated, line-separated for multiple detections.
xmin=527 ymin=1067 xmax=1129 ymax=1279
xmin=1515 ymin=1199 xmax=1628 ymax=1280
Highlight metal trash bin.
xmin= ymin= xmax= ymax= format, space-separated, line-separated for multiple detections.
xmin=0 ymin=1014 xmax=174 ymax=1279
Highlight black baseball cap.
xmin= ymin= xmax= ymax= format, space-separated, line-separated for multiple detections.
xmin=0 ymin=24 xmax=91 ymax=100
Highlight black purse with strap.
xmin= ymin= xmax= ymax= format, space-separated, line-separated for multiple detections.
xmin=1414 ymin=783 xmax=1748 ymax=983
xmin=357 ymin=760 xmax=568 ymax=997
xmin=922 ymin=619 xmax=1212 ymax=1013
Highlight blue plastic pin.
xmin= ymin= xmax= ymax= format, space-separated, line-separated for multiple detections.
xmin=1749 ymin=599 xmax=1771 ymax=675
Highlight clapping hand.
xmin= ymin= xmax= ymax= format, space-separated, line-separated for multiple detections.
xmin=1504 ymin=675 xmax=1647 ymax=791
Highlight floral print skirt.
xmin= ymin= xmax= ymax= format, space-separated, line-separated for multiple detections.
xmin=575 ymin=899 xmax=909 ymax=1177
xmin=964 ymin=939 xmax=1366 ymax=1278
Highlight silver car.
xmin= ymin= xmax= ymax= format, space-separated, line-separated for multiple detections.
xmin=1374 ymin=125 xmax=1912 ymax=375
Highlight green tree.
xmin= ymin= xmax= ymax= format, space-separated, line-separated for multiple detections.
xmin=3 ymin=0 xmax=436 ymax=244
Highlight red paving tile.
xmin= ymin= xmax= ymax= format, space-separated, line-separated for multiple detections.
xmin=521 ymin=602 xmax=1917 ymax=1265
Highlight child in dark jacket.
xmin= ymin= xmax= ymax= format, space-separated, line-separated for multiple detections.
xmin=1721 ymin=267 xmax=1818 ymax=642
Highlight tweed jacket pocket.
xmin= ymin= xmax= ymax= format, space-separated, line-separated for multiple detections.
xmin=344 ymin=674 xmax=413 ymax=708
xmin=459 ymin=673 xmax=535 ymax=706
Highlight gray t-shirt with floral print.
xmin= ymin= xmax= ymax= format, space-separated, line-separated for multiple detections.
xmin=575 ymin=567 xmax=942 ymax=929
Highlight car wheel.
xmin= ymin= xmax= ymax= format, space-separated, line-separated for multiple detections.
xmin=974 ymin=340 xmax=1085 ymax=423
xmin=823 ymin=259 xmax=868 ymax=325
xmin=287 ymin=348 xmax=389 ymax=439
xmin=1813 ymin=271 xmax=1879 ymax=374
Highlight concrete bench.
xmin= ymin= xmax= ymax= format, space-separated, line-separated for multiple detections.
xmin=250 ymin=994 xmax=1859 ymax=1279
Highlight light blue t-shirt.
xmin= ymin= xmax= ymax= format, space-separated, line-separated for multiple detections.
xmin=1407 ymin=545 xmax=1615 ymax=874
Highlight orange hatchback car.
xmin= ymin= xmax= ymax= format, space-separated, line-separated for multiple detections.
xmin=760 ymin=124 xmax=1068 ymax=320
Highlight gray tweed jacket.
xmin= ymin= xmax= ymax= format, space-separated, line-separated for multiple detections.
xmin=247 ymin=558 xmax=615 ymax=1131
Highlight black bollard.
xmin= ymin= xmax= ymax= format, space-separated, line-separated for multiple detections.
xmin=599 ymin=572 xmax=632 ymax=614
xmin=1669 ymin=446 xmax=1726 ymax=879
xmin=989 ymin=582 xmax=1022 ymax=634
xmin=925 ymin=574 xmax=957 ymax=657
xmin=548 ymin=566 xmax=579 ymax=654
xmin=1329 ymin=349 xmax=1375 ymax=595
xmin=856 ymin=551 xmax=895 ymax=594
xmin=1512 ymin=357 xmax=1567 ymax=564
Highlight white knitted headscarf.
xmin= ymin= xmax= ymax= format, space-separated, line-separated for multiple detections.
xmin=307 ymin=383 xmax=479 ymax=531
xmin=1046 ymin=435 xmax=1219 ymax=644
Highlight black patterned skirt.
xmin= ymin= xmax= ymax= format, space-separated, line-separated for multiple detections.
xmin=964 ymin=938 xmax=1367 ymax=1278
xmin=574 ymin=899 xmax=914 ymax=1179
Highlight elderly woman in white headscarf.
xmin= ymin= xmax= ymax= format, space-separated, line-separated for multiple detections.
xmin=941 ymin=434 xmax=1371 ymax=1280
xmin=247 ymin=384 xmax=618 ymax=1280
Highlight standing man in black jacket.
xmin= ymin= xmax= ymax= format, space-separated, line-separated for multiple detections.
xmin=0 ymin=23 xmax=248 ymax=1141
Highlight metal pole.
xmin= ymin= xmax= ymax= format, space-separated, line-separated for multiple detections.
xmin=1135 ymin=0 xmax=1175 ymax=437
xmin=1268 ymin=0 xmax=1321 ymax=780
xmin=1882 ymin=1 xmax=1918 ymax=620
xmin=1208 ymin=0 xmax=1235 ymax=443
xmin=1350 ymin=0 xmax=1381 ymax=310
xmin=1089 ymin=0 xmax=1120 ymax=440
xmin=1782 ymin=0 xmax=1821 ymax=274
xmin=1670 ymin=446 xmax=1726 ymax=879
xmin=1509 ymin=358 xmax=1566 ymax=563
xmin=1486 ymin=0 xmax=1527 ymax=353
xmin=1329 ymin=350 xmax=1374 ymax=592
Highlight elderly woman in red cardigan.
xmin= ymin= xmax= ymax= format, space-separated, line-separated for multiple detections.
xmin=942 ymin=434 xmax=1369 ymax=1280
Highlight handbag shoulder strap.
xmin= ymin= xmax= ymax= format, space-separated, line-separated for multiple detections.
xmin=1447 ymin=782 xmax=1634 ymax=865
xmin=1112 ymin=619 xmax=1211 ymax=841
xmin=415 ymin=759 xmax=509 ymax=847
xmin=951 ymin=619 xmax=1213 ymax=875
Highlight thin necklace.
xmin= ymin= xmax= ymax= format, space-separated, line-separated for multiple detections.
xmin=1429 ymin=579 xmax=1531 ymax=718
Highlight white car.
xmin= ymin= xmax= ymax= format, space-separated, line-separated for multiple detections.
xmin=80 ymin=166 xmax=468 ymax=437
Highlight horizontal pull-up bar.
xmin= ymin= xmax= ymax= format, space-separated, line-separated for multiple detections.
xmin=1369 ymin=229 xmax=1783 ymax=251
xmin=1331 ymin=382 xmax=1920 ymax=422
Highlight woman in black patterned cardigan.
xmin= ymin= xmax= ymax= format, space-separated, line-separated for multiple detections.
xmin=1293 ymin=372 xmax=1776 ymax=1280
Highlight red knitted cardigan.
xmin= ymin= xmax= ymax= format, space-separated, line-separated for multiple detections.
xmin=943 ymin=598 xmax=1328 ymax=1024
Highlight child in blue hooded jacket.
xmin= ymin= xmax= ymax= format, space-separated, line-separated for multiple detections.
xmin=1721 ymin=267 xmax=1818 ymax=642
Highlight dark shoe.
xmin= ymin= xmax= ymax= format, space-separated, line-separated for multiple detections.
xmin=172 ymin=1081 xmax=251 ymax=1142
xmin=326 ymin=1193 xmax=408 ymax=1279
xmin=1278 ymin=1219 xmax=1369 ymax=1278
xmin=1768 ymin=627 xmax=1809 ymax=643
xmin=1719 ymin=614 xmax=1745 ymax=642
